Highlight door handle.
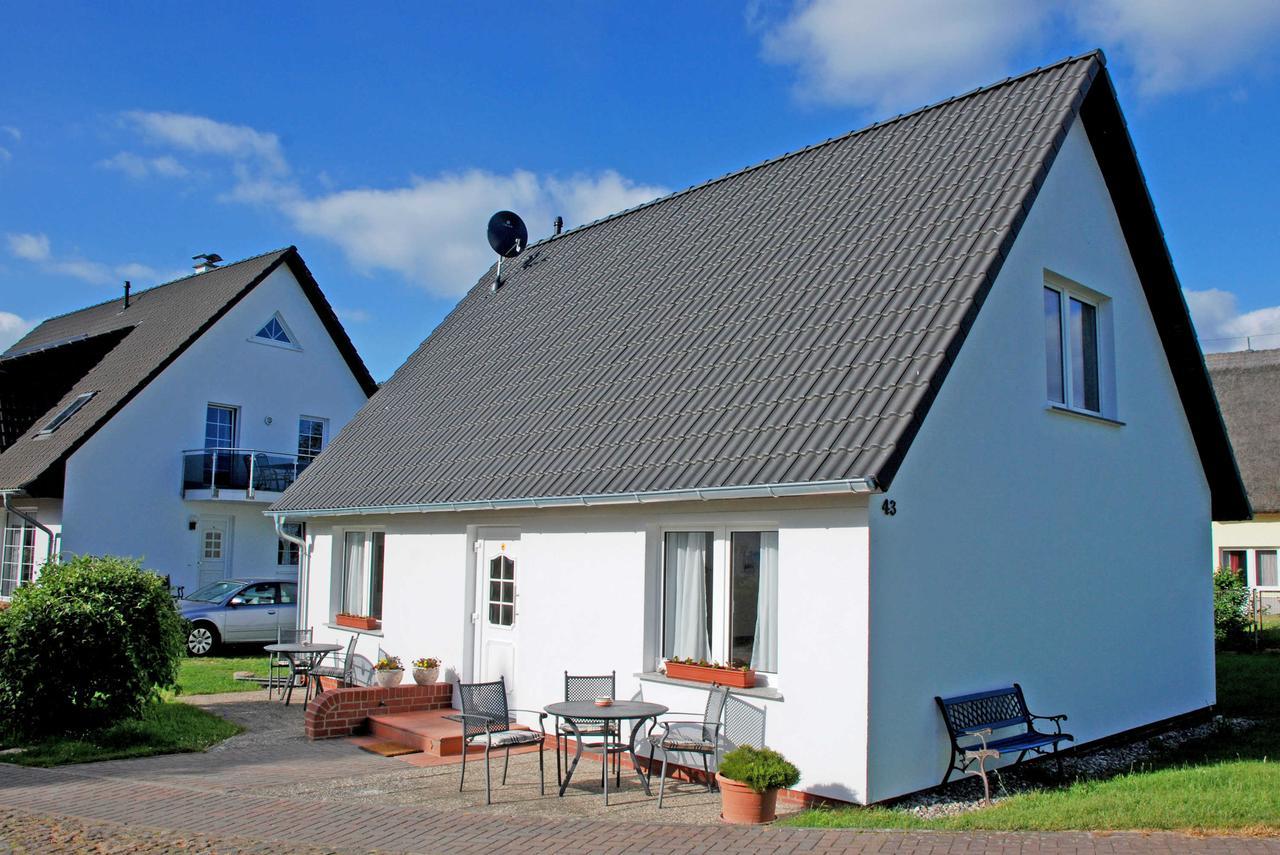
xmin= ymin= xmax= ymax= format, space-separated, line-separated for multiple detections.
xmin=267 ymin=610 xmax=277 ymax=615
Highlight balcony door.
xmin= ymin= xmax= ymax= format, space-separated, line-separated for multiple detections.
xmin=204 ymin=404 xmax=239 ymax=487
xmin=196 ymin=515 xmax=234 ymax=588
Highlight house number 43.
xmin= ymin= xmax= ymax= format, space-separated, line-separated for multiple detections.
xmin=881 ymin=499 xmax=897 ymax=516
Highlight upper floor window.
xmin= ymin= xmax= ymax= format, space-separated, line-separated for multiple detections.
xmin=205 ymin=404 xmax=237 ymax=449
xmin=252 ymin=313 xmax=299 ymax=348
xmin=1044 ymin=274 xmax=1113 ymax=418
xmin=298 ymin=417 xmax=326 ymax=463
xmin=38 ymin=391 xmax=96 ymax=435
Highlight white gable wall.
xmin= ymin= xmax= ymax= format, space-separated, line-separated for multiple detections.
xmin=864 ymin=119 xmax=1214 ymax=801
xmin=60 ymin=265 xmax=369 ymax=592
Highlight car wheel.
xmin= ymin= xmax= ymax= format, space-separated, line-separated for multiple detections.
xmin=187 ymin=623 xmax=219 ymax=656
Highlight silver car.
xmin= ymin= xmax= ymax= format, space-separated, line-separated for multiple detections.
xmin=178 ymin=578 xmax=299 ymax=656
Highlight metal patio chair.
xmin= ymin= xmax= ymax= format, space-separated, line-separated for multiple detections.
xmin=646 ymin=683 xmax=730 ymax=808
xmin=555 ymin=671 xmax=620 ymax=788
xmin=267 ymin=627 xmax=313 ymax=701
xmin=456 ymin=677 xmax=547 ymax=805
xmin=310 ymin=632 xmax=360 ymax=690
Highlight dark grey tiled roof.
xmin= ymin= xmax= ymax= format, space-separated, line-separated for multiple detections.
xmin=1206 ymin=349 xmax=1280 ymax=513
xmin=0 ymin=248 xmax=376 ymax=493
xmin=274 ymin=52 xmax=1247 ymax=518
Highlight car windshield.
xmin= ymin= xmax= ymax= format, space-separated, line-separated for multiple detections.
xmin=185 ymin=581 xmax=242 ymax=603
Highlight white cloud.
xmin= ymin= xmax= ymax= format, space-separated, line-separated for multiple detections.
xmin=760 ymin=0 xmax=1050 ymax=112
xmin=284 ymin=169 xmax=667 ymax=297
xmin=1 ymin=126 xmax=20 ymax=142
xmin=99 ymin=151 xmax=189 ymax=179
xmin=124 ymin=111 xmax=288 ymax=174
xmin=6 ymin=231 xmax=161 ymax=286
xmin=1072 ymin=0 xmax=1280 ymax=95
xmin=0 ymin=311 xmax=36 ymax=351
xmin=1185 ymin=288 xmax=1280 ymax=352
xmin=337 ymin=307 xmax=371 ymax=324
xmin=6 ymin=232 xmax=50 ymax=262
xmin=0 ymin=147 xmax=10 ymax=162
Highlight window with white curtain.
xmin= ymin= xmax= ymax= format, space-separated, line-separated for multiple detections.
xmin=1219 ymin=547 xmax=1280 ymax=588
xmin=661 ymin=529 xmax=778 ymax=672
xmin=0 ymin=511 xmax=36 ymax=598
xmin=339 ymin=530 xmax=385 ymax=618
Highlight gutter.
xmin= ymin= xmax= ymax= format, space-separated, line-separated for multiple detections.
xmin=275 ymin=516 xmax=309 ymax=631
xmin=1 ymin=492 xmax=57 ymax=565
xmin=267 ymin=477 xmax=880 ymax=520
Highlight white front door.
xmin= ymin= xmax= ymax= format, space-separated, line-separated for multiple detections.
xmin=196 ymin=515 xmax=233 ymax=588
xmin=475 ymin=534 xmax=519 ymax=697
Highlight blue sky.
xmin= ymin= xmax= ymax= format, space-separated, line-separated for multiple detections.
xmin=2 ymin=2 xmax=1279 ymax=379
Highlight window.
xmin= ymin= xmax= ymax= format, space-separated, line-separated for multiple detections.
xmin=339 ymin=530 xmax=385 ymax=618
xmin=233 ymin=582 xmax=278 ymax=605
xmin=202 ymin=530 xmax=223 ymax=560
xmin=38 ymin=391 xmax=96 ymax=434
xmin=277 ymin=522 xmax=303 ymax=566
xmin=661 ymin=529 xmax=778 ymax=672
xmin=488 ymin=555 xmax=516 ymax=626
xmin=1259 ymin=551 xmax=1278 ymax=588
xmin=205 ymin=405 xmax=237 ymax=449
xmin=1222 ymin=548 xmax=1280 ymax=588
xmin=279 ymin=582 xmax=297 ymax=604
xmin=297 ymin=417 xmax=326 ymax=463
xmin=253 ymin=313 xmax=297 ymax=346
xmin=0 ymin=511 xmax=36 ymax=598
xmin=1044 ymin=281 xmax=1105 ymax=414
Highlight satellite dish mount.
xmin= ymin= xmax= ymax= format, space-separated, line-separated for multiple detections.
xmin=486 ymin=210 xmax=528 ymax=290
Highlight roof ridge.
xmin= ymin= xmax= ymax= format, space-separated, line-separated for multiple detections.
xmin=28 ymin=246 xmax=296 ymax=327
xmin=522 ymin=50 xmax=1105 ymax=256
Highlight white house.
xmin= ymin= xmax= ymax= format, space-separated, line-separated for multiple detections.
xmin=0 ymin=247 xmax=376 ymax=598
xmin=270 ymin=53 xmax=1247 ymax=804
xmin=1207 ymin=348 xmax=1278 ymax=615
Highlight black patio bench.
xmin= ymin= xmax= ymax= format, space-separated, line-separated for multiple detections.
xmin=935 ymin=683 xmax=1074 ymax=799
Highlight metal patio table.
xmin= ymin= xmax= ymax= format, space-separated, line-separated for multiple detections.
xmin=263 ymin=642 xmax=342 ymax=706
xmin=544 ymin=700 xmax=668 ymax=805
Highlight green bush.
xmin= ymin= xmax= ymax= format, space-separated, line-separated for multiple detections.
xmin=1213 ymin=567 xmax=1250 ymax=647
xmin=718 ymin=745 xmax=801 ymax=793
xmin=0 ymin=556 xmax=186 ymax=738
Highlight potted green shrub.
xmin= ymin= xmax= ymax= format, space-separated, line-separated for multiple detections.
xmin=373 ymin=655 xmax=404 ymax=688
xmin=411 ymin=657 xmax=440 ymax=685
xmin=715 ymin=745 xmax=800 ymax=824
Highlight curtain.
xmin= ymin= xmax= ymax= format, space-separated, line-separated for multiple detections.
xmin=343 ymin=532 xmax=366 ymax=615
xmin=667 ymin=532 xmax=709 ymax=660
xmin=751 ymin=532 xmax=778 ymax=672
xmin=1259 ymin=551 xmax=1278 ymax=587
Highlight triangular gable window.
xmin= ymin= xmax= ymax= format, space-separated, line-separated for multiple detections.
xmin=255 ymin=315 xmax=293 ymax=344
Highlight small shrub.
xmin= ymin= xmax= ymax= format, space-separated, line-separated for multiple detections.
xmin=718 ymin=745 xmax=801 ymax=793
xmin=1214 ymin=567 xmax=1250 ymax=647
xmin=0 ymin=556 xmax=186 ymax=738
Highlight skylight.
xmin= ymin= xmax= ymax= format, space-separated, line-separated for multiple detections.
xmin=255 ymin=316 xmax=293 ymax=344
xmin=39 ymin=391 xmax=97 ymax=435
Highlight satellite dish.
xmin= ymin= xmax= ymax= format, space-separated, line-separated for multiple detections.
xmin=487 ymin=211 xmax=528 ymax=259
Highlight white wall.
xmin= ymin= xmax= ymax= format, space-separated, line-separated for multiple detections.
xmin=864 ymin=119 xmax=1215 ymax=801
xmin=301 ymin=494 xmax=872 ymax=802
xmin=60 ymin=265 xmax=369 ymax=592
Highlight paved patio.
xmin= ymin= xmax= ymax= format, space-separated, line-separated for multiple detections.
xmin=1 ymin=691 xmax=1277 ymax=854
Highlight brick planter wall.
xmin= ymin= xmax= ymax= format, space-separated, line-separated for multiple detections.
xmin=304 ymin=683 xmax=452 ymax=740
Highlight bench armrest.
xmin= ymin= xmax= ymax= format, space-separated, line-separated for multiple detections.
xmin=1029 ymin=713 xmax=1068 ymax=734
xmin=958 ymin=726 xmax=993 ymax=750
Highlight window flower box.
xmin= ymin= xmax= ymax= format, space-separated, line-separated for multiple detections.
xmin=664 ymin=659 xmax=756 ymax=689
xmin=336 ymin=612 xmax=379 ymax=630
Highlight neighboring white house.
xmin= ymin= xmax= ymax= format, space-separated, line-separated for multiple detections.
xmin=270 ymin=53 xmax=1247 ymax=804
xmin=1207 ymin=348 xmax=1279 ymax=615
xmin=0 ymin=247 xmax=376 ymax=598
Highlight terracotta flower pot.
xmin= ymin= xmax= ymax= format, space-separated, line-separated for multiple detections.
xmin=374 ymin=669 xmax=404 ymax=688
xmin=664 ymin=660 xmax=756 ymax=688
xmin=335 ymin=613 xmax=380 ymax=630
xmin=716 ymin=773 xmax=779 ymax=824
xmin=412 ymin=667 xmax=439 ymax=685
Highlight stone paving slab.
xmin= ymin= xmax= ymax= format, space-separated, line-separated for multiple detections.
xmin=1 ymin=763 xmax=1278 ymax=854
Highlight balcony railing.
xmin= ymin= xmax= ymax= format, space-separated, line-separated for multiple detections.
xmin=181 ymin=448 xmax=313 ymax=499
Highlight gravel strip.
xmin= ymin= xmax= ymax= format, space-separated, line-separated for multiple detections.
xmin=889 ymin=715 xmax=1261 ymax=819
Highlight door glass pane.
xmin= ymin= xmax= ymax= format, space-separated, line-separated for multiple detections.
xmin=1258 ymin=551 xmax=1278 ymax=587
xmin=297 ymin=418 xmax=325 ymax=462
xmin=205 ymin=405 xmax=237 ymax=449
xmin=369 ymin=532 xmax=385 ymax=619
xmin=1069 ymin=298 xmax=1100 ymax=411
xmin=487 ymin=554 xmax=514 ymax=626
xmin=1044 ymin=287 xmax=1064 ymax=404
xmin=662 ymin=531 xmax=713 ymax=660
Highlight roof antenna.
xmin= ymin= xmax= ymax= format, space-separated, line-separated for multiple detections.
xmin=192 ymin=253 xmax=223 ymax=273
xmin=486 ymin=211 xmax=528 ymax=291
xmin=123 ymin=281 xmax=131 ymax=309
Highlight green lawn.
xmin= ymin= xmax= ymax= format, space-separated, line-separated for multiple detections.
xmin=783 ymin=652 xmax=1280 ymax=833
xmin=176 ymin=655 xmax=272 ymax=696
xmin=0 ymin=701 xmax=242 ymax=767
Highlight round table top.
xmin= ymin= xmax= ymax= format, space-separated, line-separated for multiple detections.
xmin=544 ymin=700 xmax=668 ymax=720
xmin=263 ymin=642 xmax=344 ymax=654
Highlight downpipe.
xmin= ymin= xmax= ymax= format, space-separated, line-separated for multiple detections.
xmin=274 ymin=514 xmax=308 ymax=630
xmin=2 ymin=492 xmax=57 ymax=567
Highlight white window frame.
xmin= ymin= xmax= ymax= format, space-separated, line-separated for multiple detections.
xmin=657 ymin=524 xmax=780 ymax=678
xmin=0 ymin=510 xmax=37 ymax=599
xmin=333 ymin=528 xmax=385 ymax=619
xmin=277 ymin=522 xmax=304 ymax=567
xmin=1043 ymin=271 xmax=1116 ymax=420
xmin=248 ymin=311 xmax=302 ymax=351
xmin=204 ymin=403 xmax=239 ymax=450
xmin=297 ymin=416 xmax=327 ymax=462
xmin=1221 ymin=547 xmax=1280 ymax=590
